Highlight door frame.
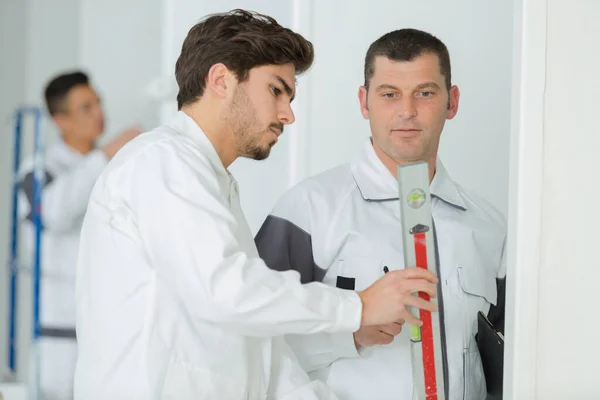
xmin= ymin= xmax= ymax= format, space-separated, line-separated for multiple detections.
xmin=504 ymin=0 xmax=547 ymax=397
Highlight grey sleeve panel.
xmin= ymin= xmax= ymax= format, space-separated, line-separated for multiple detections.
xmin=19 ymin=170 xmax=54 ymax=223
xmin=255 ymin=215 xmax=326 ymax=283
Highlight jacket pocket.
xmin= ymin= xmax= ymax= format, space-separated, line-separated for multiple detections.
xmin=456 ymin=263 xmax=497 ymax=305
xmin=456 ymin=262 xmax=498 ymax=335
xmin=160 ymin=355 xmax=246 ymax=400
xmin=337 ymin=256 xmax=383 ymax=292
xmin=457 ymin=264 xmax=496 ymax=400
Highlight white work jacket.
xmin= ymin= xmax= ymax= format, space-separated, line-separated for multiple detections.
xmin=74 ymin=111 xmax=362 ymax=400
xmin=256 ymin=140 xmax=507 ymax=400
xmin=17 ymin=140 xmax=108 ymax=329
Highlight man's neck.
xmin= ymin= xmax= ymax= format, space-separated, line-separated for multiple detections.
xmin=62 ymin=134 xmax=94 ymax=155
xmin=182 ymin=103 xmax=237 ymax=169
xmin=372 ymin=142 xmax=437 ymax=183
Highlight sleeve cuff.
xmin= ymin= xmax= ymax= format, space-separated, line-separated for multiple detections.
xmin=329 ymin=290 xmax=362 ymax=359
xmin=333 ymin=290 xmax=362 ymax=333
xmin=331 ymin=331 xmax=361 ymax=359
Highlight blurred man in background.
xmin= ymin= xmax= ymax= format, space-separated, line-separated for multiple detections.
xmin=17 ymin=71 xmax=142 ymax=399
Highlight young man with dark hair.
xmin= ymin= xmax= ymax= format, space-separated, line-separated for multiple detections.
xmin=74 ymin=11 xmax=436 ymax=399
xmin=256 ymin=28 xmax=507 ymax=399
xmin=16 ymin=71 xmax=142 ymax=399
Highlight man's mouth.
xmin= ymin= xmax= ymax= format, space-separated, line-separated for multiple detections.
xmin=270 ymin=126 xmax=283 ymax=136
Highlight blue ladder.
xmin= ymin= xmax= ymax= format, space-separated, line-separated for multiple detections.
xmin=7 ymin=107 xmax=44 ymax=397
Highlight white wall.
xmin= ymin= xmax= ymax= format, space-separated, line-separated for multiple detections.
xmin=163 ymin=0 xmax=513 ymax=233
xmin=24 ymin=0 xmax=81 ymax=106
xmin=536 ymin=0 xmax=600 ymax=396
xmin=79 ymin=0 xmax=162 ymax=141
xmin=0 ymin=0 xmax=28 ymax=379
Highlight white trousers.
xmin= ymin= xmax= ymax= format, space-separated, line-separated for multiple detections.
xmin=38 ymin=337 xmax=77 ymax=400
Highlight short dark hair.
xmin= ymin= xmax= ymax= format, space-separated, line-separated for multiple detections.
xmin=364 ymin=29 xmax=451 ymax=91
xmin=175 ymin=9 xmax=314 ymax=110
xmin=44 ymin=71 xmax=90 ymax=116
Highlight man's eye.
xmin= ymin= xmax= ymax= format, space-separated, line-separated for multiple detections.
xmin=272 ymin=86 xmax=281 ymax=96
xmin=383 ymin=93 xmax=395 ymax=99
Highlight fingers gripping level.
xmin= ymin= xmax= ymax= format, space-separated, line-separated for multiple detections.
xmin=398 ymin=162 xmax=448 ymax=400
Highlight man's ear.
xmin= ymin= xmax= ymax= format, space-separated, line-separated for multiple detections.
xmin=446 ymin=85 xmax=460 ymax=120
xmin=206 ymin=63 xmax=231 ymax=98
xmin=53 ymin=113 xmax=69 ymax=131
xmin=358 ymin=86 xmax=369 ymax=120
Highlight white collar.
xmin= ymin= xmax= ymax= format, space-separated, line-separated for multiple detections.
xmin=350 ymin=139 xmax=467 ymax=211
xmin=168 ymin=110 xmax=235 ymax=184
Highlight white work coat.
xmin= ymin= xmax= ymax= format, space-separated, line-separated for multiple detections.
xmin=256 ymin=140 xmax=507 ymax=400
xmin=17 ymin=139 xmax=108 ymax=398
xmin=18 ymin=140 xmax=108 ymax=328
xmin=74 ymin=111 xmax=362 ymax=400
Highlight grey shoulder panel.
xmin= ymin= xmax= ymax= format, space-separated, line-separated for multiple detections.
xmin=255 ymin=215 xmax=326 ymax=283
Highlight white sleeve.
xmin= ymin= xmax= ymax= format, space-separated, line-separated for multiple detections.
xmin=127 ymin=144 xmax=362 ymax=337
xmin=283 ymin=331 xmax=360 ymax=373
xmin=267 ymin=336 xmax=339 ymax=400
xmin=20 ymin=150 xmax=107 ymax=232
